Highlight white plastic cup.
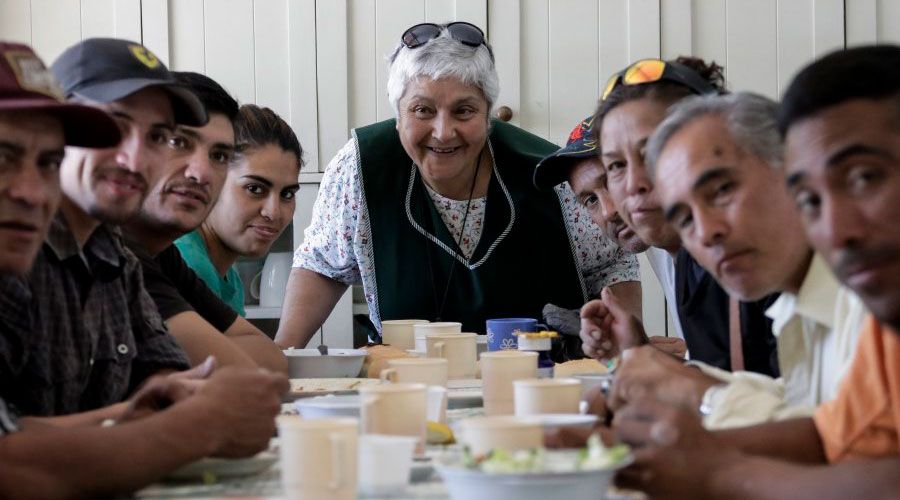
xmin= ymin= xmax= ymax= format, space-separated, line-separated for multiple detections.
xmin=357 ymin=434 xmax=417 ymax=496
xmin=277 ymin=416 xmax=358 ymax=500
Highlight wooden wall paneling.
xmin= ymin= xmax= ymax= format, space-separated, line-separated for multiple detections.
xmin=661 ymin=0 xmax=692 ymax=59
xmin=548 ymin=0 xmax=599 ymax=145
xmin=253 ymin=0 xmax=291 ymax=122
xmin=690 ymin=0 xmax=726 ymax=71
xmin=315 ymin=0 xmax=350 ymax=171
xmin=844 ymin=0 xmax=876 ymax=47
xmin=167 ymin=0 xmax=205 ymax=72
xmin=598 ymin=0 xmax=628 ymax=88
xmin=876 ymin=0 xmax=900 ymax=44
xmin=627 ymin=0 xmax=660 ymax=61
xmin=141 ymin=0 xmax=170 ymax=67
xmin=30 ymin=0 xmax=81 ymax=63
xmin=488 ymin=0 xmax=521 ymax=127
xmin=374 ymin=0 xmax=425 ymax=121
xmin=348 ymin=0 xmax=377 ymax=129
xmin=288 ymin=0 xmax=319 ymax=173
xmin=726 ymin=0 xmax=777 ymax=97
xmin=0 ymin=0 xmax=32 ymax=44
xmin=203 ymin=0 xmax=254 ymax=104
xmin=519 ymin=0 xmax=549 ymax=138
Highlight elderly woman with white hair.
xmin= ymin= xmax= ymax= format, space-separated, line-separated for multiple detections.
xmin=276 ymin=22 xmax=639 ymax=351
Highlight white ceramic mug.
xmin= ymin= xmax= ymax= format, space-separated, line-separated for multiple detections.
xmin=381 ymin=320 xmax=429 ymax=351
xmin=414 ymin=322 xmax=461 ymax=352
xmin=425 ymin=332 xmax=477 ymax=380
xmin=276 ymin=416 xmax=358 ymax=500
xmin=380 ymin=357 xmax=449 ymax=387
xmin=459 ymin=415 xmax=543 ymax=457
xmin=250 ymin=252 xmax=292 ymax=307
xmin=359 ymin=383 xmax=444 ymax=454
xmin=513 ymin=378 xmax=583 ymax=416
xmin=480 ymin=351 xmax=538 ymax=416
xmin=357 ymin=434 xmax=418 ymax=496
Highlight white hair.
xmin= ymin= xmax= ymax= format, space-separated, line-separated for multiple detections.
xmin=646 ymin=92 xmax=784 ymax=180
xmin=386 ymin=26 xmax=499 ymax=118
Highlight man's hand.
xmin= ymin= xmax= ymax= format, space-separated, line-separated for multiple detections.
xmin=545 ymin=386 xmax=613 ymax=449
xmin=119 ymin=356 xmax=217 ymax=423
xmin=193 ymin=367 xmax=290 ymax=458
xmin=580 ymin=287 xmax=648 ymax=360
xmin=608 ymin=346 xmax=719 ymax=412
xmin=613 ymin=397 xmax=741 ymax=499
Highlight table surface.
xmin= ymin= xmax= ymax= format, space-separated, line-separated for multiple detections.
xmin=135 ymin=397 xmax=642 ymax=499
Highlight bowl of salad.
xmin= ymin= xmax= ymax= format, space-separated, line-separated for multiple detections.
xmin=436 ymin=434 xmax=630 ymax=500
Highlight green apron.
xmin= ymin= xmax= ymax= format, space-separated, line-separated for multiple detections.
xmin=355 ymin=119 xmax=585 ymax=334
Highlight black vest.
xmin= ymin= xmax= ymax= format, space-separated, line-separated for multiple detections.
xmin=355 ymin=119 xmax=585 ymax=334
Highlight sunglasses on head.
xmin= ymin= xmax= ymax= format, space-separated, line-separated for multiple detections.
xmin=401 ymin=22 xmax=494 ymax=61
xmin=601 ymin=59 xmax=717 ymax=101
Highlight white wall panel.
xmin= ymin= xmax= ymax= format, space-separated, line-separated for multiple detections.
xmin=520 ymin=0 xmax=549 ymax=138
xmin=0 ymin=0 xmax=32 ymax=44
xmin=845 ymin=0 xmax=877 ymax=47
xmin=288 ymin=0 xmax=319 ymax=173
xmin=374 ymin=0 xmax=424 ymax=121
xmin=691 ymin=0 xmax=726 ymax=69
xmin=726 ymin=0 xmax=777 ymax=97
xmin=598 ymin=0 xmax=628 ymax=89
xmin=80 ymin=0 xmax=141 ymax=42
xmin=315 ymin=0 xmax=349 ymax=169
xmin=627 ymin=0 xmax=660 ymax=61
xmin=168 ymin=0 xmax=205 ymax=72
xmin=876 ymin=0 xmax=900 ymax=44
xmin=203 ymin=0 xmax=254 ymax=104
xmin=348 ymin=0 xmax=377 ymax=129
xmin=141 ymin=0 xmax=170 ymax=67
xmin=253 ymin=0 xmax=291 ymax=121
xmin=813 ymin=0 xmax=844 ymax=56
xmin=661 ymin=0 xmax=692 ymax=59
xmin=29 ymin=0 xmax=80 ymax=63
xmin=488 ymin=0 xmax=521 ymax=126
xmin=454 ymin=0 xmax=488 ymax=33
xmin=425 ymin=0 xmax=454 ymax=22
xmin=549 ymin=0 xmax=599 ymax=145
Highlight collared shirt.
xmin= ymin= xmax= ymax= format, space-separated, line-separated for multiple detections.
xmin=0 ymin=214 xmax=191 ymax=416
xmin=814 ymin=315 xmax=900 ymax=462
xmin=643 ymin=246 xmax=685 ymax=340
xmin=695 ymin=254 xmax=867 ymax=429
xmin=293 ymin=138 xmax=640 ymax=331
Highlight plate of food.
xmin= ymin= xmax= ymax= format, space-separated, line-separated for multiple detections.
xmin=436 ymin=434 xmax=631 ymax=500
xmin=164 ymin=451 xmax=278 ymax=482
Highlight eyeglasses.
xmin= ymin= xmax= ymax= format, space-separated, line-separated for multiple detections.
xmin=601 ymin=59 xmax=717 ymax=101
xmin=401 ymin=22 xmax=494 ymax=61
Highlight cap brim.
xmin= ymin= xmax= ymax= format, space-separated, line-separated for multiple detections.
xmin=0 ymin=98 xmax=121 ymax=148
xmin=533 ymin=146 xmax=598 ymax=189
xmin=73 ymin=77 xmax=209 ymax=127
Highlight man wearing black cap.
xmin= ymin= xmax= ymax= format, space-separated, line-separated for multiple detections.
xmin=0 ymin=38 xmax=204 ymax=416
xmin=534 ymin=116 xmax=685 ymax=358
xmin=0 ymin=40 xmax=289 ymax=498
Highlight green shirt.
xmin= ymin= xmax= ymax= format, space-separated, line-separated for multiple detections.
xmin=174 ymin=230 xmax=246 ymax=316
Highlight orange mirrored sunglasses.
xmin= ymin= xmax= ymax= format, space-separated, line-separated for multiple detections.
xmin=601 ymin=59 xmax=715 ymax=101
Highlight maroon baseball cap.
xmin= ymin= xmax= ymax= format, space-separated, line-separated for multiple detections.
xmin=0 ymin=41 xmax=121 ymax=148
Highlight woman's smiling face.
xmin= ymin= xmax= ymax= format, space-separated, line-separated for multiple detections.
xmin=396 ymin=76 xmax=490 ymax=194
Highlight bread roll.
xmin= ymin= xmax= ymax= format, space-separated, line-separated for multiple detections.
xmin=361 ymin=344 xmax=412 ymax=378
xmin=554 ymin=358 xmax=608 ymax=377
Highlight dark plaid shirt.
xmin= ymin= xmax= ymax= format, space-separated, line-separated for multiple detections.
xmin=0 ymin=215 xmax=190 ymax=416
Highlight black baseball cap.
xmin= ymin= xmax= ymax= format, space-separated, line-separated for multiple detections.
xmin=50 ymin=38 xmax=208 ymax=126
xmin=533 ymin=115 xmax=598 ymax=189
xmin=0 ymin=41 xmax=120 ymax=148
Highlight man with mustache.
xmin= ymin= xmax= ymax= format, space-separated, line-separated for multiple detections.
xmin=122 ymin=72 xmax=286 ymax=373
xmin=0 ymin=41 xmax=289 ymax=498
xmin=0 ymin=38 xmax=209 ymax=416
xmin=611 ymin=45 xmax=900 ymax=498
xmin=534 ymin=116 xmax=686 ymax=358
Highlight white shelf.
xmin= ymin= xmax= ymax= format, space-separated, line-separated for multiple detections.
xmin=245 ymin=306 xmax=282 ymax=319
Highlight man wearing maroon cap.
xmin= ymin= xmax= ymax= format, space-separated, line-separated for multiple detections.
xmin=0 ymin=41 xmax=288 ymax=498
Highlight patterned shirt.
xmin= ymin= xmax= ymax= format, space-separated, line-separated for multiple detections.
xmin=0 ymin=215 xmax=191 ymax=416
xmin=294 ymin=138 xmax=640 ymax=330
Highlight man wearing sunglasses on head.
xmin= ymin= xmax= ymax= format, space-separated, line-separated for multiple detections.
xmin=0 ymin=41 xmax=287 ymax=498
xmin=276 ymin=22 xmax=641 ymax=355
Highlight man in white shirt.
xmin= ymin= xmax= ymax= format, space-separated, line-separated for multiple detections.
xmin=603 ymin=91 xmax=866 ymax=428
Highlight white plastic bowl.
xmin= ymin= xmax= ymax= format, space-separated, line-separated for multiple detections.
xmin=437 ymin=465 xmax=619 ymax=500
xmin=534 ymin=414 xmax=598 ymax=432
xmin=283 ymin=348 xmax=367 ymax=378
xmin=294 ymin=394 xmax=361 ymax=419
